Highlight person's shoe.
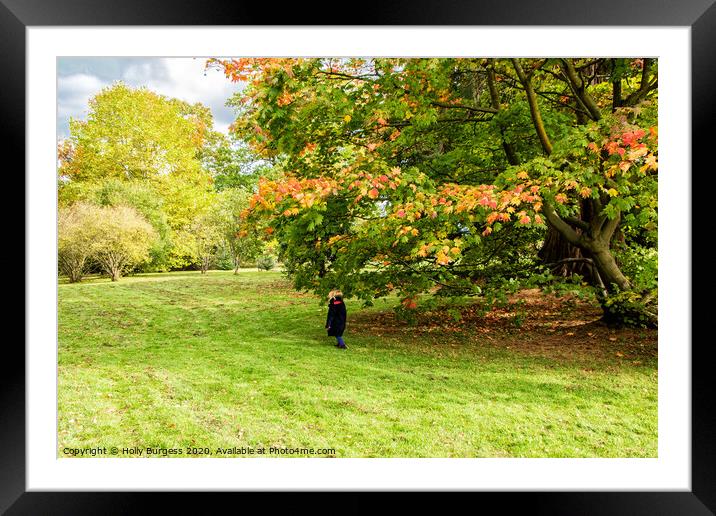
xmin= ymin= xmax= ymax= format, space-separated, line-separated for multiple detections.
xmin=338 ymin=344 xmax=347 ymax=349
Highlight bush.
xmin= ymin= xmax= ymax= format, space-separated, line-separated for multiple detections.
xmin=58 ymin=203 xmax=104 ymax=282
xmin=601 ymin=242 xmax=657 ymax=328
xmin=91 ymin=205 xmax=158 ymax=281
xmin=214 ymin=246 xmax=235 ymax=271
xmin=602 ymin=289 xmax=657 ymax=329
xmin=256 ymin=254 xmax=276 ymax=271
xmin=613 ymin=244 xmax=658 ymax=292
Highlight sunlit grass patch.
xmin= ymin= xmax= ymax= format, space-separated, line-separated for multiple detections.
xmin=58 ymin=270 xmax=657 ymax=458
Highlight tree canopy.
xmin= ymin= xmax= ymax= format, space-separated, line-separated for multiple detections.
xmin=58 ymin=82 xmax=268 ymax=272
xmin=212 ymin=57 xmax=658 ymax=326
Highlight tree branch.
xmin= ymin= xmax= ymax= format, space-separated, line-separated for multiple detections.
xmin=511 ymin=59 xmax=553 ymax=155
xmin=623 ymin=58 xmax=657 ymax=106
xmin=563 ymin=215 xmax=590 ymax=232
xmin=559 ymin=58 xmax=602 ymax=121
xmin=541 ymin=201 xmax=582 ymax=246
xmin=430 ymin=101 xmax=498 ymax=114
xmin=486 ymin=65 xmax=520 ymax=166
xmin=601 ymin=210 xmax=621 ymax=242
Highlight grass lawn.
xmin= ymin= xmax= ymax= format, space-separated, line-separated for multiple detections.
xmin=58 ymin=270 xmax=657 ymax=458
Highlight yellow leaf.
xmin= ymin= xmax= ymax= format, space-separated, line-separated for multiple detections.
xmin=644 ymin=154 xmax=658 ymax=171
xmin=628 ymin=146 xmax=648 ymax=160
xmin=436 ymin=252 xmax=451 ymax=265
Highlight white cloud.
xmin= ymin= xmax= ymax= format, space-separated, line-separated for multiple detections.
xmin=122 ymin=62 xmax=155 ymax=83
xmin=214 ymin=119 xmax=232 ymax=134
xmin=57 ymin=73 xmax=108 ymax=122
xmin=123 ymin=58 xmax=240 ymax=132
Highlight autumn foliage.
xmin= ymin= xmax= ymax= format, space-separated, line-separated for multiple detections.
xmin=212 ymin=57 xmax=658 ymax=326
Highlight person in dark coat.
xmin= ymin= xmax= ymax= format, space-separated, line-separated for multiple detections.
xmin=326 ymin=289 xmax=347 ymax=349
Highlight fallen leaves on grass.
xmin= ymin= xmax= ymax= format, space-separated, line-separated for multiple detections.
xmin=350 ymin=289 xmax=657 ymax=364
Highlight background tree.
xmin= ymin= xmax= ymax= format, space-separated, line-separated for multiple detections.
xmin=58 ymin=202 xmax=103 ymax=282
xmin=58 ymin=178 xmax=173 ymax=271
xmin=91 ymin=205 xmax=158 ymax=281
xmin=200 ymin=133 xmax=278 ymax=191
xmin=188 ymin=207 xmax=224 ymax=274
xmin=58 ymin=82 xmax=217 ymax=270
xmin=59 ymin=82 xmax=210 ymax=183
xmin=215 ymin=188 xmax=264 ymax=273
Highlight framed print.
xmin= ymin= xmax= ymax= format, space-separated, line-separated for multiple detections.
xmin=4 ymin=0 xmax=712 ymax=513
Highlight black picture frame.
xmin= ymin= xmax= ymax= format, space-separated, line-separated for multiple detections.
xmin=4 ymin=1 xmax=710 ymax=513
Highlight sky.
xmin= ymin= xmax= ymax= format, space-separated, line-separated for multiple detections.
xmin=57 ymin=57 xmax=241 ymax=139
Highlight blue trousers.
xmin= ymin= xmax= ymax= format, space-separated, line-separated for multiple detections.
xmin=336 ymin=336 xmax=346 ymax=347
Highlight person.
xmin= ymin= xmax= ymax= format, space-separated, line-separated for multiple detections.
xmin=326 ymin=289 xmax=347 ymax=349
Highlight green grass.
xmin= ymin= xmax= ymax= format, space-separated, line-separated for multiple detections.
xmin=58 ymin=270 xmax=657 ymax=458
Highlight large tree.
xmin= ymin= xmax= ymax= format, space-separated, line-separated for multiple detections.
xmin=213 ymin=58 xmax=658 ymax=326
xmin=58 ymin=82 xmax=217 ymax=269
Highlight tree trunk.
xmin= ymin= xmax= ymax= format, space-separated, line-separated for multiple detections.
xmin=541 ymin=199 xmax=653 ymax=326
xmin=60 ymin=255 xmax=86 ymax=283
xmin=539 ymin=226 xmax=595 ymax=281
xmin=590 ymin=246 xmax=630 ymax=292
xmin=68 ymin=262 xmax=84 ymax=283
xmin=539 ymin=198 xmax=600 ymax=283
